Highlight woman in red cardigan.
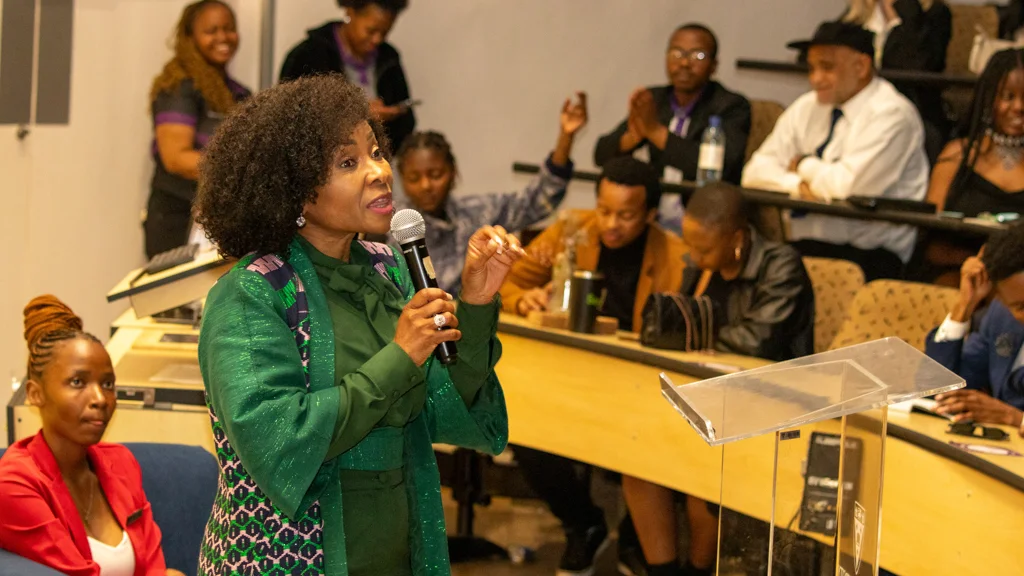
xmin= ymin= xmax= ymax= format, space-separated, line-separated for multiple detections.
xmin=0 ymin=296 xmax=184 ymax=576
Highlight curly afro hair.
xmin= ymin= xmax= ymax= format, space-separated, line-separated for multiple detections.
xmin=337 ymin=0 xmax=408 ymax=14
xmin=983 ymin=222 xmax=1024 ymax=284
xmin=195 ymin=73 xmax=389 ymax=259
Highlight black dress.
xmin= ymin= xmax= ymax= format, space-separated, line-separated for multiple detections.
xmin=920 ymin=165 xmax=1024 ymax=282
xmin=946 ymin=167 xmax=1024 ymax=217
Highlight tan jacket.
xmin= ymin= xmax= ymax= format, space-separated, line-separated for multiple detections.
xmin=500 ymin=209 xmax=687 ymax=331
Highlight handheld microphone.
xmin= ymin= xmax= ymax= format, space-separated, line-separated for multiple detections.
xmin=390 ymin=209 xmax=458 ymax=365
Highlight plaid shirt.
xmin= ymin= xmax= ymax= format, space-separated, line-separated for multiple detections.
xmin=395 ymin=155 xmax=572 ymax=294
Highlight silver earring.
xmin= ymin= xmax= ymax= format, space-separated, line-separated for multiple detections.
xmin=296 ymin=215 xmax=306 ymax=228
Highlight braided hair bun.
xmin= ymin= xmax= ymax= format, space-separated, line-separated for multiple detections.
xmin=24 ymin=295 xmax=82 ymax=347
xmin=23 ymin=295 xmax=97 ymax=379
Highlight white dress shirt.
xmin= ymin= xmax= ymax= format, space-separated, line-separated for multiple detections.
xmin=742 ymin=77 xmax=929 ymax=262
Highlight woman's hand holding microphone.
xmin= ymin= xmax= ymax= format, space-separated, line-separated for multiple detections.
xmin=394 ymin=288 xmax=460 ymax=366
xmin=394 ymin=225 xmax=523 ymax=366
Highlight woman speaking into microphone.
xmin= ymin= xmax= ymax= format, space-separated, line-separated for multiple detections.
xmin=192 ymin=74 xmax=522 ymax=576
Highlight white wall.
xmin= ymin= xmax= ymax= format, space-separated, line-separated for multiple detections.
xmin=0 ymin=0 xmax=261 ymax=445
xmin=274 ymin=0 xmax=846 ymax=208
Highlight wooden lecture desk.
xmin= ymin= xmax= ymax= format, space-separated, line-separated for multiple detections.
xmin=495 ymin=315 xmax=1024 ymax=575
xmin=8 ymin=310 xmax=1023 ymax=573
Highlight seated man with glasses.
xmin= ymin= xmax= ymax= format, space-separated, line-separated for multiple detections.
xmin=926 ymin=223 xmax=1024 ymax=438
xmin=594 ymin=23 xmax=751 ymax=232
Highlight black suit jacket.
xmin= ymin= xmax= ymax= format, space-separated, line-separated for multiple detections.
xmin=1000 ymin=0 xmax=1024 ymax=39
xmin=593 ymin=81 xmax=751 ymax=185
xmin=882 ymin=0 xmax=953 ymax=136
xmin=279 ymin=21 xmax=416 ymax=152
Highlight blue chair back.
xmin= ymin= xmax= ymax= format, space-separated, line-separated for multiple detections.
xmin=123 ymin=443 xmax=217 ymax=576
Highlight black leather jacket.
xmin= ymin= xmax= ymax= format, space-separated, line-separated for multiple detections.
xmin=682 ymin=228 xmax=815 ymax=361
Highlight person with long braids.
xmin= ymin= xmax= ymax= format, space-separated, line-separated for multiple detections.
xmin=144 ymin=0 xmax=250 ymax=258
xmin=923 ymin=49 xmax=1024 ymax=285
xmin=192 ymin=74 xmax=520 ymax=576
xmin=0 ymin=296 xmax=184 ymax=576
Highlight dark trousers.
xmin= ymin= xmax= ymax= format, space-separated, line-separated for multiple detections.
xmin=514 ymin=445 xmax=604 ymax=530
xmin=144 ymin=189 xmax=193 ymax=259
xmin=792 ymin=239 xmax=904 ymax=283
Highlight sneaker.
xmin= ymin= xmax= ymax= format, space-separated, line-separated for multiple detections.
xmin=557 ymin=523 xmax=610 ymax=576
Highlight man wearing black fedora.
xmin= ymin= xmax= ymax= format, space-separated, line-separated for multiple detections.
xmin=742 ymin=21 xmax=929 ymax=282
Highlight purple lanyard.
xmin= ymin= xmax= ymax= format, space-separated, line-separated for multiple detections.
xmin=334 ymin=26 xmax=376 ymax=88
xmin=669 ymin=92 xmax=702 ymax=136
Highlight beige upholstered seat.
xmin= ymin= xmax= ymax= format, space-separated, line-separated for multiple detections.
xmin=946 ymin=3 xmax=999 ymax=74
xmin=746 ymin=100 xmax=787 ymax=241
xmin=829 ymin=280 xmax=960 ymax=352
xmin=803 ymin=257 xmax=866 ymax=353
xmin=745 ymin=100 xmax=785 ymax=163
xmin=944 ymin=4 xmax=1000 ymax=121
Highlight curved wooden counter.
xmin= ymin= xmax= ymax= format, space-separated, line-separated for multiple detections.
xmin=495 ymin=315 xmax=1024 ymax=575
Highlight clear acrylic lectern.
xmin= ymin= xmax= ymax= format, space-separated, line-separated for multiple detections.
xmin=661 ymin=338 xmax=964 ymax=576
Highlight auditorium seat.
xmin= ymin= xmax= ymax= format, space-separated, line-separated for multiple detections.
xmin=828 ymin=280 xmax=960 ymax=352
xmin=747 ymin=100 xmax=788 ymax=241
xmin=944 ymin=3 xmax=1000 ymax=125
xmin=946 ymin=3 xmax=999 ymax=75
xmin=0 ymin=442 xmax=217 ymax=576
xmin=745 ymin=100 xmax=785 ymax=163
xmin=803 ymin=257 xmax=865 ymax=353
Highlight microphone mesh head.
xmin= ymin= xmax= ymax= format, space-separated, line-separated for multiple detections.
xmin=390 ymin=209 xmax=426 ymax=243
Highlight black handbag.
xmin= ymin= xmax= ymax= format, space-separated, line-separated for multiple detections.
xmin=640 ymin=292 xmax=716 ymax=352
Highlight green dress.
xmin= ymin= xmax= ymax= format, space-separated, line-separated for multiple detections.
xmin=197 ymin=236 xmax=508 ymax=576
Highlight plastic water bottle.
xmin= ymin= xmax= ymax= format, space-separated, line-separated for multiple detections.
xmin=696 ymin=115 xmax=725 ymax=187
xmin=548 ymin=239 xmax=576 ymax=312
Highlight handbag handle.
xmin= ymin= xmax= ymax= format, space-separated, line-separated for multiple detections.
xmin=667 ymin=293 xmax=696 ymax=352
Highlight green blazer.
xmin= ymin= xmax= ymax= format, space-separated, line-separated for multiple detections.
xmin=196 ymin=237 xmax=509 ymax=576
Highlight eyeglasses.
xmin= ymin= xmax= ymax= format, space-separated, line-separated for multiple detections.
xmin=946 ymin=421 xmax=1010 ymax=441
xmin=667 ymin=48 xmax=709 ymax=63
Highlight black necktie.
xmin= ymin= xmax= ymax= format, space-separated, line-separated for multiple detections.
xmin=815 ymin=108 xmax=844 ymax=158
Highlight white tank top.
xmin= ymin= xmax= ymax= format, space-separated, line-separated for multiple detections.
xmin=88 ymin=531 xmax=136 ymax=576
